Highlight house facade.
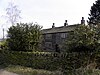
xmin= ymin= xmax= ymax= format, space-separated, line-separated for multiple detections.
xmin=41 ymin=17 xmax=85 ymax=51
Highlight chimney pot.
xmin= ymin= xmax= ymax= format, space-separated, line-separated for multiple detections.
xmin=64 ymin=20 xmax=68 ymax=26
xmin=65 ymin=20 xmax=67 ymax=23
xmin=52 ymin=23 xmax=55 ymax=28
xmin=81 ymin=17 xmax=85 ymax=25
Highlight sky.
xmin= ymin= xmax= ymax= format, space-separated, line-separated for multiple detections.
xmin=0 ymin=0 xmax=96 ymax=38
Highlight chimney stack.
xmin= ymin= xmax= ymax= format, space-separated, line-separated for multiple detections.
xmin=64 ymin=20 xmax=68 ymax=26
xmin=52 ymin=23 xmax=55 ymax=28
xmin=81 ymin=17 xmax=85 ymax=25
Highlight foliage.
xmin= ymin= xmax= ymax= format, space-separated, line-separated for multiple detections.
xmin=0 ymin=50 xmax=99 ymax=75
xmin=0 ymin=40 xmax=8 ymax=50
xmin=65 ymin=25 xmax=99 ymax=52
xmin=88 ymin=0 xmax=100 ymax=25
xmin=7 ymin=23 xmax=42 ymax=51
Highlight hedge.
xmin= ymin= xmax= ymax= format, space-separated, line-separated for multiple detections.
xmin=0 ymin=50 xmax=99 ymax=74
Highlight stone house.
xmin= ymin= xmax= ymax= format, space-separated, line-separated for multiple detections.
xmin=41 ymin=17 xmax=85 ymax=51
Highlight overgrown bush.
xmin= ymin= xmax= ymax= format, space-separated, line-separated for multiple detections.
xmin=65 ymin=25 xmax=99 ymax=53
xmin=7 ymin=23 xmax=42 ymax=51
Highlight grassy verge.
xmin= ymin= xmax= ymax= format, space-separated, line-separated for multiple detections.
xmin=5 ymin=65 xmax=63 ymax=75
xmin=4 ymin=65 xmax=100 ymax=75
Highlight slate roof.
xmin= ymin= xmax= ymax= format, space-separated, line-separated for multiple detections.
xmin=42 ymin=24 xmax=80 ymax=34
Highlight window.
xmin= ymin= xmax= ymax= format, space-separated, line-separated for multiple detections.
xmin=45 ymin=42 xmax=52 ymax=48
xmin=61 ymin=33 xmax=67 ymax=38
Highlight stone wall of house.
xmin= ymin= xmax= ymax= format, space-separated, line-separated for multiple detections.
xmin=42 ymin=32 xmax=69 ymax=52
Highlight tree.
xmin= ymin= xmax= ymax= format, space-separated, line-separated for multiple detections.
xmin=7 ymin=23 xmax=42 ymax=51
xmin=65 ymin=25 xmax=98 ymax=53
xmin=88 ymin=0 xmax=100 ymax=26
xmin=6 ymin=2 xmax=21 ymax=26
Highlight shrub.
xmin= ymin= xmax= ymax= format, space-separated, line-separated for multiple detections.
xmin=65 ymin=25 xmax=98 ymax=53
xmin=0 ymin=50 xmax=99 ymax=74
xmin=7 ymin=23 xmax=42 ymax=51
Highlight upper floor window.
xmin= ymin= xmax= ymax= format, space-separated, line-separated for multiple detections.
xmin=61 ymin=33 xmax=67 ymax=38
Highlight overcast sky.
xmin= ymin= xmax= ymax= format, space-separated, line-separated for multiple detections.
xmin=0 ymin=0 xmax=96 ymax=38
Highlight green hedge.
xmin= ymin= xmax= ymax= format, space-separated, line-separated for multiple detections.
xmin=0 ymin=50 xmax=99 ymax=74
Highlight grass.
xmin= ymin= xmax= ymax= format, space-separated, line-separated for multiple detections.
xmin=5 ymin=65 xmax=63 ymax=75
xmin=1 ymin=65 xmax=100 ymax=75
xmin=74 ymin=68 xmax=100 ymax=75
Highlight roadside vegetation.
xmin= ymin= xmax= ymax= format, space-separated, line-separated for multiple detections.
xmin=5 ymin=65 xmax=62 ymax=75
xmin=0 ymin=50 xmax=99 ymax=75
